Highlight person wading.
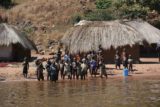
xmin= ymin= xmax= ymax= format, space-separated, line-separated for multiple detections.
xmin=63 ymin=60 xmax=72 ymax=80
xmin=72 ymin=58 xmax=77 ymax=79
xmin=80 ymin=58 xmax=88 ymax=80
xmin=45 ymin=59 xmax=52 ymax=80
xmin=59 ymin=60 xmax=64 ymax=79
xmin=99 ymin=59 xmax=107 ymax=79
xmin=50 ymin=61 xmax=58 ymax=82
xmin=90 ymin=58 xmax=97 ymax=77
xmin=36 ymin=60 xmax=45 ymax=81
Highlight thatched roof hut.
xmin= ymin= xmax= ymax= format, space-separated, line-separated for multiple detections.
xmin=61 ymin=20 xmax=160 ymax=54
xmin=0 ymin=23 xmax=37 ymax=61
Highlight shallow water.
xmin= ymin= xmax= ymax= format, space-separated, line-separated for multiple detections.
xmin=1 ymin=77 xmax=160 ymax=107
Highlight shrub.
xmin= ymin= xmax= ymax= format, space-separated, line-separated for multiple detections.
xmin=84 ymin=10 xmax=115 ymax=21
xmin=95 ymin=0 xmax=112 ymax=9
xmin=117 ymin=3 xmax=149 ymax=19
xmin=0 ymin=0 xmax=13 ymax=8
xmin=70 ymin=14 xmax=82 ymax=24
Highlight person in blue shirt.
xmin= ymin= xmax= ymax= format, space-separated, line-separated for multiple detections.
xmin=90 ymin=58 xmax=97 ymax=77
xmin=64 ymin=53 xmax=70 ymax=62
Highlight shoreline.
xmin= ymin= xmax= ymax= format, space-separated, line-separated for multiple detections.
xmin=1 ymin=67 xmax=160 ymax=82
xmin=0 ymin=58 xmax=160 ymax=82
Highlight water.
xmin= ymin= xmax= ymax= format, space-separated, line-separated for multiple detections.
xmin=1 ymin=77 xmax=160 ymax=107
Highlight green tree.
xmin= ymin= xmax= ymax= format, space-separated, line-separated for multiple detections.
xmin=0 ymin=0 xmax=13 ymax=8
xmin=95 ymin=0 xmax=112 ymax=9
xmin=139 ymin=0 xmax=160 ymax=13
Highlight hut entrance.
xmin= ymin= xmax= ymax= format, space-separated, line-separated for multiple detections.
xmin=140 ymin=43 xmax=158 ymax=58
xmin=0 ymin=45 xmax=12 ymax=61
xmin=102 ymin=45 xmax=140 ymax=64
xmin=12 ymin=43 xmax=31 ymax=61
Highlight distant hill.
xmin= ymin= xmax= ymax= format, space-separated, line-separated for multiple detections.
xmin=0 ymin=0 xmax=159 ymax=52
xmin=2 ymin=0 xmax=94 ymax=48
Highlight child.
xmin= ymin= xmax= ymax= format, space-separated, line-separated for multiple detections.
xmin=128 ymin=54 xmax=133 ymax=73
xmin=99 ymin=60 xmax=107 ymax=78
xmin=115 ymin=50 xmax=121 ymax=69
xmin=122 ymin=48 xmax=128 ymax=69
xmin=22 ymin=57 xmax=29 ymax=78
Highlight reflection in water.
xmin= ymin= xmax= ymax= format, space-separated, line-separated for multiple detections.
xmin=0 ymin=77 xmax=160 ymax=107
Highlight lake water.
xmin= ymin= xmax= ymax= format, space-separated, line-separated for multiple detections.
xmin=0 ymin=76 xmax=160 ymax=107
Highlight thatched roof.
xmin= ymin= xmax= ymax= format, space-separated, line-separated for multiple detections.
xmin=0 ymin=23 xmax=37 ymax=50
xmin=61 ymin=20 xmax=160 ymax=54
xmin=125 ymin=21 xmax=160 ymax=44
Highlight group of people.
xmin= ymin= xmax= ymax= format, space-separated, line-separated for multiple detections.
xmin=115 ymin=48 xmax=133 ymax=72
xmin=33 ymin=48 xmax=108 ymax=82
xmin=22 ymin=48 xmax=134 ymax=81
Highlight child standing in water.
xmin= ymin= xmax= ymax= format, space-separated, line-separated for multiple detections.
xmin=99 ymin=59 xmax=107 ymax=79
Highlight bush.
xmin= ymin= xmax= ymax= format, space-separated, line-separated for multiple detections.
xmin=84 ymin=10 xmax=115 ymax=21
xmin=139 ymin=0 xmax=160 ymax=13
xmin=0 ymin=0 xmax=13 ymax=8
xmin=95 ymin=0 xmax=112 ymax=9
xmin=117 ymin=3 xmax=149 ymax=19
xmin=70 ymin=14 xmax=82 ymax=24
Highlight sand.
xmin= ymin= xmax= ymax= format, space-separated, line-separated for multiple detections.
xmin=0 ymin=56 xmax=160 ymax=82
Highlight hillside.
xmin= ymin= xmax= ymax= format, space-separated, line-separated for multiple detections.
xmin=0 ymin=0 xmax=160 ymax=52
xmin=2 ymin=0 xmax=95 ymax=51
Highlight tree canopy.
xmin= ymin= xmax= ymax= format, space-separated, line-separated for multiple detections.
xmin=0 ymin=0 xmax=13 ymax=8
xmin=71 ymin=0 xmax=160 ymax=24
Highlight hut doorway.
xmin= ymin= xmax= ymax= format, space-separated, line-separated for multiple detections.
xmin=12 ymin=43 xmax=31 ymax=61
xmin=102 ymin=45 xmax=140 ymax=64
xmin=0 ymin=45 xmax=13 ymax=61
xmin=140 ymin=43 xmax=158 ymax=58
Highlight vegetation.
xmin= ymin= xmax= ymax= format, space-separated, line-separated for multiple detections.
xmin=71 ymin=0 xmax=160 ymax=23
xmin=0 ymin=0 xmax=159 ymax=46
xmin=140 ymin=0 xmax=160 ymax=13
xmin=0 ymin=0 xmax=13 ymax=8
xmin=84 ymin=10 xmax=114 ymax=21
xmin=95 ymin=0 xmax=112 ymax=9
xmin=71 ymin=14 xmax=82 ymax=24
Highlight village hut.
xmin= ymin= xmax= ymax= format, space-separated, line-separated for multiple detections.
xmin=0 ymin=23 xmax=37 ymax=61
xmin=61 ymin=20 xmax=160 ymax=63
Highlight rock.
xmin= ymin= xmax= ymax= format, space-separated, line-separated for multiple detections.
xmin=49 ymin=52 xmax=54 ymax=55
xmin=36 ymin=41 xmax=42 ymax=46
xmin=36 ymin=45 xmax=42 ymax=51
xmin=39 ymin=50 xmax=45 ymax=55
xmin=0 ymin=76 xmax=5 ymax=81
xmin=47 ymin=39 xmax=58 ymax=48
xmin=49 ymin=46 xmax=54 ymax=49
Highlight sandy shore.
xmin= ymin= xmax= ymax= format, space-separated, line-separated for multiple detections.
xmin=0 ymin=57 xmax=160 ymax=82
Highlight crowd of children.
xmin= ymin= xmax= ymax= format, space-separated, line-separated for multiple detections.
xmin=32 ymin=48 xmax=107 ymax=82
xmin=22 ymin=48 xmax=133 ymax=81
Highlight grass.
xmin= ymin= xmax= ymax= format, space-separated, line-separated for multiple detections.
xmin=6 ymin=0 xmax=87 ymax=46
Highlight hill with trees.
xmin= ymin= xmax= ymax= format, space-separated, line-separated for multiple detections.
xmin=0 ymin=0 xmax=160 ymax=51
